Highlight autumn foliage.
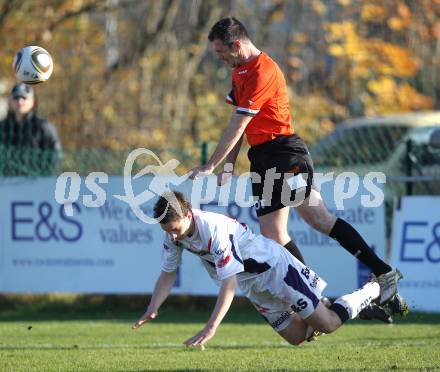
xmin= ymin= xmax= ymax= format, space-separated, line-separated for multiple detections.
xmin=0 ymin=0 xmax=438 ymax=174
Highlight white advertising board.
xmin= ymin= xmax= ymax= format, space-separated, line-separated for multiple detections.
xmin=0 ymin=175 xmax=385 ymax=297
xmin=390 ymin=196 xmax=440 ymax=312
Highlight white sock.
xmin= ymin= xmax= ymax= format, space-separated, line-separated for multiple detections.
xmin=334 ymin=282 xmax=380 ymax=320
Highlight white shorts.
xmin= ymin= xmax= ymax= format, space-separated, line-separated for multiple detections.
xmin=239 ymin=246 xmax=327 ymax=332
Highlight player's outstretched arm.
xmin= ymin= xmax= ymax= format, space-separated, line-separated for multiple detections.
xmin=132 ymin=270 xmax=177 ymax=329
xmin=217 ymin=134 xmax=244 ymax=186
xmin=190 ymin=114 xmax=251 ymax=179
xmin=184 ymin=275 xmax=237 ymax=347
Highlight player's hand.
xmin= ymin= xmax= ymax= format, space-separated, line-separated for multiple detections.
xmin=189 ymin=165 xmax=214 ymax=180
xmin=132 ymin=309 xmax=158 ymax=329
xmin=183 ymin=325 xmax=216 ymax=346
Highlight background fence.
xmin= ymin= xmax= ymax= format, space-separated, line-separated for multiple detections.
xmin=0 ymin=0 xmax=439 ymax=177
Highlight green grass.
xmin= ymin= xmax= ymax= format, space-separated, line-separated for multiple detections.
xmin=0 ymin=299 xmax=439 ymax=371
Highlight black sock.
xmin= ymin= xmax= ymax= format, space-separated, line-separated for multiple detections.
xmin=329 ymin=218 xmax=391 ymax=276
xmin=330 ymin=303 xmax=349 ymax=324
xmin=284 ymin=240 xmax=305 ymax=264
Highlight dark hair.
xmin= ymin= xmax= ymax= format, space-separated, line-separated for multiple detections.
xmin=153 ymin=190 xmax=192 ymax=224
xmin=208 ymin=16 xmax=250 ymax=45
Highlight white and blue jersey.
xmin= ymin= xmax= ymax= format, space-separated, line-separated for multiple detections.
xmin=161 ymin=209 xmax=327 ymax=331
xmin=161 ymin=209 xmax=280 ymax=282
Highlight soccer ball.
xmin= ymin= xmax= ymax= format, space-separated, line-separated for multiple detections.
xmin=12 ymin=46 xmax=54 ymax=84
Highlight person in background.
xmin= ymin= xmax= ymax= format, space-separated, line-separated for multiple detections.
xmin=0 ymin=83 xmax=62 ymax=176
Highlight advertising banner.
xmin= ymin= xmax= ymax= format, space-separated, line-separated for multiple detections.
xmin=0 ymin=173 xmax=385 ymax=297
xmin=390 ymin=196 xmax=440 ymax=312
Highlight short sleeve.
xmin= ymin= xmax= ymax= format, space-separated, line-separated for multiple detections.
xmin=161 ymin=239 xmax=183 ymax=272
xmin=225 ymin=89 xmax=236 ymax=106
xmin=235 ymin=69 xmax=277 ymax=117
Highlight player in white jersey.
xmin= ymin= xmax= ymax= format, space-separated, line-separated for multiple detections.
xmin=133 ymin=191 xmax=407 ymax=347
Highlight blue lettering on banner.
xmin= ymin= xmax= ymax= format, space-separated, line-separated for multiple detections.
xmin=200 ymin=201 xmax=258 ymax=223
xmin=59 ymin=205 xmax=83 ymax=242
xmin=11 ymin=202 xmax=34 ymax=241
xmin=11 ymin=201 xmax=82 ymax=243
xmin=400 ymin=221 xmax=440 ymax=263
xmin=290 ymin=229 xmax=338 ymax=247
xmin=401 ymin=221 xmax=426 ymax=262
xmin=426 ymin=222 xmax=440 ymax=263
xmin=98 ymin=225 xmax=152 ymax=244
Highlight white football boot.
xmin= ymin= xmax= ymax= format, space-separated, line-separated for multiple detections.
xmin=377 ymin=268 xmax=403 ymax=305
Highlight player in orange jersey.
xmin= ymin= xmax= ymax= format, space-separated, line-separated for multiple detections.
xmin=189 ymin=17 xmax=402 ymax=305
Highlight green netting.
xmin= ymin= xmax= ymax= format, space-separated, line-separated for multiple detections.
xmin=61 ymin=147 xmax=199 ymax=176
xmin=0 ymin=145 xmax=61 ymax=177
xmin=312 ymin=125 xmax=409 ymax=168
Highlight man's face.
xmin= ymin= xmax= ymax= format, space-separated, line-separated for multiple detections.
xmin=160 ymin=212 xmax=192 ymax=241
xmin=211 ymin=39 xmax=241 ymax=68
xmin=10 ymin=95 xmax=34 ymax=116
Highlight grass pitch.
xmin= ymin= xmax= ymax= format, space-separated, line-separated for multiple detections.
xmin=0 ymin=301 xmax=439 ymax=372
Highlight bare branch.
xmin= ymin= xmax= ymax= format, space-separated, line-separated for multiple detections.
xmin=105 ymin=0 xmax=177 ymax=75
xmin=47 ymin=0 xmax=145 ymax=32
xmin=0 ymin=0 xmax=22 ymax=26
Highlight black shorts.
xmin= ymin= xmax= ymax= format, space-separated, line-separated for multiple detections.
xmin=247 ymin=134 xmax=314 ymax=217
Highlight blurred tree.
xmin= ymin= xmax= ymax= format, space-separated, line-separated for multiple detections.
xmin=323 ymin=0 xmax=437 ymax=116
xmin=0 ymin=0 xmax=438 ymax=175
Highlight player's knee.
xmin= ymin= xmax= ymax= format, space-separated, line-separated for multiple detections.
xmin=307 ymin=310 xmax=342 ymax=334
xmin=318 ymin=324 xmax=337 ymax=334
xmin=261 ymin=230 xmax=281 ymax=241
xmin=287 ymin=338 xmax=304 ymax=346
xmin=310 ymin=215 xmax=335 ymax=235
xmin=261 ymin=229 xmax=288 ymax=244
xmin=281 ymin=334 xmax=304 ymax=346
xmin=314 ymin=317 xmax=342 ymax=334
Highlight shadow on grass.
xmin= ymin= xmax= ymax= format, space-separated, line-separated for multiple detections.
xmin=0 ymin=294 xmax=266 ymax=323
xmin=1 ymin=294 xmax=439 ymax=325
xmin=0 ymin=344 xmax=293 ymax=351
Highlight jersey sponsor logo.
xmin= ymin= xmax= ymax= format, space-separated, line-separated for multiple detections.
xmin=310 ymin=274 xmax=319 ymax=288
xmin=214 ymin=246 xmax=226 ymax=256
xmin=238 ymin=69 xmax=247 ymax=74
xmin=270 ymin=311 xmax=290 ymax=329
xmin=301 ymin=267 xmax=310 ymax=279
xmin=284 ymin=264 xmax=320 ymax=308
xmin=290 ymin=298 xmax=308 ymax=313
xmin=217 ymin=254 xmax=232 ymax=268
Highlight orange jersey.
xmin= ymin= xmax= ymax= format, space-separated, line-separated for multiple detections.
xmin=225 ymin=52 xmax=294 ymax=146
